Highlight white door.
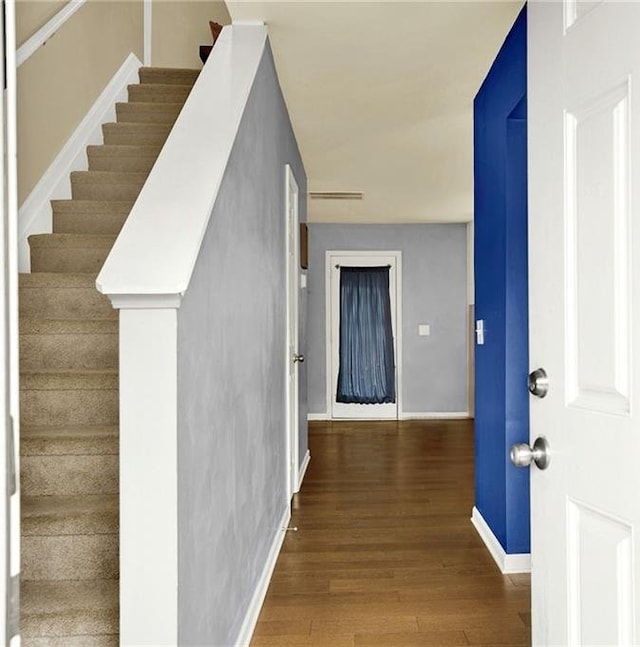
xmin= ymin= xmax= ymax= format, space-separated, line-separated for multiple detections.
xmin=528 ymin=1 xmax=640 ymax=643
xmin=327 ymin=251 xmax=401 ymax=420
xmin=285 ymin=165 xmax=300 ymax=497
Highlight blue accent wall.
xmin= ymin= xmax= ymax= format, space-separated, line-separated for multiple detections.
xmin=474 ymin=6 xmax=530 ymax=554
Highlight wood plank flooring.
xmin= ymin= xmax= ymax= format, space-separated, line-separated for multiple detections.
xmin=251 ymin=420 xmax=531 ymax=647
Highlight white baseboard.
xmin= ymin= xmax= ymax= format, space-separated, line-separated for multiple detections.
xmin=18 ymin=52 xmax=143 ymax=271
xmin=308 ymin=412 xmax=470 ymax=421
xmin=307 ymin=413 xmax=329 ymax=421
xmin=471 ymin=506 xmax=530 ymax=574
xmin=234 ymin=505 xmax=290 ymax=646
xmin=400 ymin=411 xmax=471 ymax=420
xmin=296 ymin=450 xmax=310 ymax=492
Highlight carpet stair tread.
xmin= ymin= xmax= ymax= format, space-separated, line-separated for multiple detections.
xmin=28 ymin=233 xmax=117 ymax=249
xmin=128 ymin=83 xmax=192 ymax=103
xmin=20 ymin=369 xmax=118 ymax=391
xmin=22 ymin=494 xmax=118 ymax=536
xmin=20 ymin=319 xmax=118 ymax=335
xmin=21 ymin=424 xmax=119 ymax=457
xmin=115 ymin=101 xmax=183 ymax=125
xmin=101 ymin=122 xmax=172 ymax=146
xmin=21 ymin=579 xmax=118 ymax=639
xmin=19 ymin=273 xmax=99 ymax=288
xmin=138 ymin=66 xmax=199 ymax=86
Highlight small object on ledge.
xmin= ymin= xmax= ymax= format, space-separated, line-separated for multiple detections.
xmin=199 ymin=21 xmax=224 ymax=65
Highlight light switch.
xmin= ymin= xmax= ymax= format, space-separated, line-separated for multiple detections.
xmin=418 ymin=324 xmax=430 ymax=336
xmin=475 ymin=319 xmax=485 ymax=345
xmin=300 ymin=273 xmax=307 ymax=289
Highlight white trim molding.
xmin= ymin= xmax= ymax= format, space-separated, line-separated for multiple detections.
xmin=297 ymin=450 xmax=311 ymax=492
xmin=144 ymin=0 xmax=152 ymax=66
xmin=234 ymin=506 xmax=290 ymax=646
xmin=308 ymin=413 xmax=330 ymax=421
xmin=18 ymin=52 xmax=142 ymax=271
xmin=471 ymin=507 xmax=531 ymax=574
xmin=400 ymin=412 xmax=471 ymax=420
xmin=16 ymin=0 xmax=87 ymax=67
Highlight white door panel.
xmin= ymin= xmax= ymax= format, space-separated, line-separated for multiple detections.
xmin=528 ymin=1 xmax=640 ymax=643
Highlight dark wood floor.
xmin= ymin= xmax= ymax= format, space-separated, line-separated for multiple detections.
xmin=251 ymin=420 xmax=531 ymax=646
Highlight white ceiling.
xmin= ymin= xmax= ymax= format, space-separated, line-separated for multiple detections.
xmin=226 ymin=1 xmax=523 ymax=223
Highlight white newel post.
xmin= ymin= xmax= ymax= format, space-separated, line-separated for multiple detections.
xmin=114 ymin=299 xmax=180 ymax=645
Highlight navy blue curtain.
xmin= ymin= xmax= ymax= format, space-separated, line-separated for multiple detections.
xmin=337 ymin=266 xmax=396 ymax=404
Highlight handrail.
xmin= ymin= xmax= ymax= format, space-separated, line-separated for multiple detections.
xmin=16 ymin=0 xmax=87 ymax=67
xmin=97 ymin=24 xmax=268 ymax=307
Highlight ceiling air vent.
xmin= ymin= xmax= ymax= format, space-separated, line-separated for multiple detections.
xmin=309 ymin=191 xmax=364 ymax=200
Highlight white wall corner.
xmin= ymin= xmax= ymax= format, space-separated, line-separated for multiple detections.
xmin=18 ymin=52 xmax=142 ymax=271
xmin=234 ymin=506 xmax=290 ymax=647
xmin=144 ymin=0 xmax=152 ymax=66
xmin=467 ymin=221 xmax=474 ymax=307
xmin=470 ymin=506 xmax=531 ymax=575
xmin=296 ymin=450 xmax=311 ymax=492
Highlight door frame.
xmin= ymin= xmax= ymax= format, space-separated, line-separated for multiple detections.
xmin=284 ymin=165 xmax=300 ymax=498
xmin=2 ymin=0 xmax=21 ymax=641
xmin=325 ymin=250 xmax=403 ymax=419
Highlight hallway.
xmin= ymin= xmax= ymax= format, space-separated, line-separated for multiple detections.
xmin=252 ymin=420 xmax=531 ymax=646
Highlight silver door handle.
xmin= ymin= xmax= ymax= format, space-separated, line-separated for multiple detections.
xmin=293 ymin=354 xmax=304 ymax=363
xmin=510 ymin=437 xmax=550 ymax=470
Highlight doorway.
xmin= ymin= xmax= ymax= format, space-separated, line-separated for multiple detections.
xmin=326 ymin=251 xmax=402 ymax=420
xmin=285 ymin=165 xmax=301 ymax=498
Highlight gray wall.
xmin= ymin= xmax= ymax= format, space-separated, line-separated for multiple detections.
xmin=308 ymin=223 xmax=467 ymax=415
xmin=176 ymin=43 xmax=307 ymax=645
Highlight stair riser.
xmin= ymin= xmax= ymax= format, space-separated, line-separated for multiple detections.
xmin=53 ymin=212 xmax=129 ymax=236
xmin=71 ymin=181 xmax=143 ymax=202
xmin=102 ymin=126 xmax=169 ymax=146
xmin=22 ymin=534 xmax=118 ymax=581
xmin=21 ymin=454 xmax=118 ymax=496
xmin=22 ymin=496 xmax=118 ymax=536
xmin=20 ymin=334 xmax=118 ymax=371
xmin=22 ymin=433 xmax=118 ymax=458
xmin=21 ymin=607 xmax=118 ymax=640
xmin=128 ymin=85 xmax=191 ymax=103
xmin=21 ymin=636 xmax=118 ymax=646
xmin=116 ymin=103 xmax=182 ymax=125
xmin=20 ymin=389 xmax=118 ymax=426
xmin=139 ymin=68 xmax=199 ymax=86
xmin=87 ymin=155 xmax=156 ymax=174
xmin=30 ymin=247 xmax=113 ymax=274
xmin=19 ymin=287 xmax=116 ymax=320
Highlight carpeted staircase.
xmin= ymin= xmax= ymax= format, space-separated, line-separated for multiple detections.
xmin=19 ymin=66 xmax=198 ymax=645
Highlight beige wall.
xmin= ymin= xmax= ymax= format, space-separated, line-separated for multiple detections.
xmin=17 ymin=1 xmax=144 ymax=205
xmin=16 ymin=0 xmax=68 ymax=46
xmin=151 ymin=1 xmax=230 ymax=70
